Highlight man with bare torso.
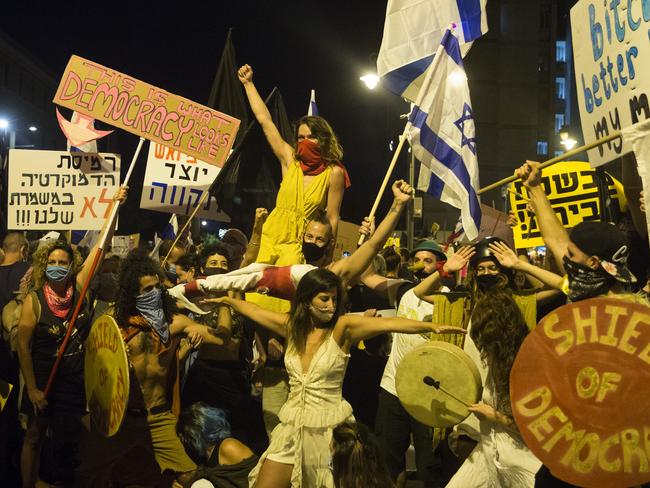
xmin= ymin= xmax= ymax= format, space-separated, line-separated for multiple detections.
xmin=75 ymin=251 xmax=230 ymax=487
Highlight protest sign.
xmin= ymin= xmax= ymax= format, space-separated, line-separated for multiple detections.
xmin=508 ymin=161 xmax=627 ymax=249
xmin=477 ymin=204 xmax=514 ymax=250
xmin=8 ymin=149 xmax=120 ymax=230
xmin=511 ymin=297 xmax=650 ymax=487
xmin=333 ymin=220 xmax=360 ymax=260
xmin=571 ymin=0 xmax=650 ymax=166
xmin=53 ymin=55 xmax=240 ymax=167
xmin=140 ymin=142 xmax=230 ymax=222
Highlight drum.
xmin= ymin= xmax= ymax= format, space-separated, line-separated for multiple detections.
xmin=396 ymin=341 xmax=482 ymax=428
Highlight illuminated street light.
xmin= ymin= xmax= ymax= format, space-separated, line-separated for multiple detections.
xmin=29 ymin=126 xmax=37 ymax=132
xmin=561 ymin=138 xmax=577 ymax=150
xmin=360 ymin=73 xmax=379 ymax=90
xmin=0 ymin=119 xmax=9 ymax=129
xmin=201 ymin=220 xmax=207 ymax=226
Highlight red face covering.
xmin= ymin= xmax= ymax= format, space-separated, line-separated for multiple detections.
xmin=296 ymin=139 xmax=352 ymax=188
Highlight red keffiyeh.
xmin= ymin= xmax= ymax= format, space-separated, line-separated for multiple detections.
xmin=43 ymin=281 xmax=74 ymax=319
xmin=296 ymin=139 xmax=351 ymax=188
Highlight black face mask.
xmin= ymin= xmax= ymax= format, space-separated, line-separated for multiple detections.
xmin=302 ymin=241 xmax=327 ymax=263
xmin=414 ymin=269 xmax=431 ymax=281
xmin=204 ymin=267 xmax=228 ymax=277
xmin=563 ymin=256 xmax=614 ymax=302
xmin=476 ymin=274 xmax=502 ymax=291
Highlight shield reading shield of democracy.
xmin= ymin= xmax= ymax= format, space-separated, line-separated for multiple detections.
xmin=85 ymin=314 xmax=129 ymax=437
xmin=510 ymin=297 xmax=650 ymax=488
xmin=396 ymin=341 xmax=482 ymax=428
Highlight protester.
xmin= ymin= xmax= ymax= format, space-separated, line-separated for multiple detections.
xmin=237 ymin=64 xmax=349 ymax=266
xmin=204 ymin=268 xmax=465 ymax=488
xmin=331 ymin=421 xmax=395 ymax=488
xmin=159 ymin=239 xmax=186 ymax=286
xmin=17 ymin=188 xmax=127 ymax=487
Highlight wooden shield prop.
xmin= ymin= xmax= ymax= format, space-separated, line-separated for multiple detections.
xmin=511 ymin=297 xmax=650 ymax=488
xmin=396 ymin=341 xmax=482 ymax=428
xmin=84 ymin=314 xmax=129 ymax=437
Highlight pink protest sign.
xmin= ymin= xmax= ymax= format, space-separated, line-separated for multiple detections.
xmin=53 ymin=55 xmax=240 ymax=167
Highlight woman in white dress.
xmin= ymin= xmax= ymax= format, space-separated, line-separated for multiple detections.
xmin=207 ymin=267 xmax=464 ymax=488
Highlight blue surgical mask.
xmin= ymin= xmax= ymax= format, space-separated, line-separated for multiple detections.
xmin=45 ymin=265 xmax=71 ymax=284
xmin=135 ymin=288 xmax=170 ymax=343
xmin=167 ymin=264 xmax=178 ymax=282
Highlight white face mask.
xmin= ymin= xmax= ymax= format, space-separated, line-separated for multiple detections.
xmin=309 ymin=304 xmax=336 ymax=323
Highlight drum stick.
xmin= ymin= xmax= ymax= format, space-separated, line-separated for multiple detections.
xmin=423 ymin=376 xmax=471 ymax=407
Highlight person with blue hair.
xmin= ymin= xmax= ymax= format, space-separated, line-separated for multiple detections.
xmin=177 ymin=402 xmax=258 ymax=488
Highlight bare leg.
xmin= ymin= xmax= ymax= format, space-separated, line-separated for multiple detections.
xmin=253 ymin=459 xmax=293 ymax=488
xmin=21 ymin=416 xmax=47 ymax=488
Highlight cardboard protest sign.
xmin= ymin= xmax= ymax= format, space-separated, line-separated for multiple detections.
xmin=8 ymin=149 xmax=120 ymax=230
xmin=477 ymin=204 xmax=514 ymax=250
xmin=333 ymin=220 xmax=360 ymax=260
xmin=508 ymin=161 xmax=627 ymax=249
xmin=140 ymin=142 xmax=230 ymax=221
xmin=571 ymin=0 xmax=650 ymax=166
xmin=511 ymin=297 xmax=650 ymax=487
xmin=53 ymin=55 xmax=240 ymax=167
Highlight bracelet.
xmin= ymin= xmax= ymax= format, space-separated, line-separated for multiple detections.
xmin=436 ymin=261 xmax=452 ymax=279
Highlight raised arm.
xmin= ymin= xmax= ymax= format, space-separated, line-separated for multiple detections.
xmin=77 ymin=186 xmax=128 ymax=287
xmin=336 ymin=313 xmax=465 ymax=345
xmin=238 ymin=65 xmax=293 ymax=172
xmin=489 ymin=241 xmax=564 ymax=290
xmin=202 ymin=296 xmax=289 ymax=338
xmin=240 ymin=208 xmax=268 ymax=268
xmin=516 ymin=161 xmax=569 ymax=272
xmin=330 ymin=180 xmax=412 ymax=282
xmin=413 ymin=245 xmax=475 ymax=300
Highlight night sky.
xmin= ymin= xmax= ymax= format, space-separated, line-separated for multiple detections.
xmin=2 ymin=1 xmax=412 ymax=235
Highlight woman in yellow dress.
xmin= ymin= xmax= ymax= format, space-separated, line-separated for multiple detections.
xmin=237 ymin=64 xmax=350 ymax=268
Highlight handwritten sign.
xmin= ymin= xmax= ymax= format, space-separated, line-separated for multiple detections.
xmin=140 ymin=142 xmax=230 ymax=221
xmin=85 ymin=314 xmax=130 ymax=437
xmin=571 ymin=0 xmax=650 ymax=166
xmin=8 ymin=149 xmax=120 ymax=230
xmin=53 ymin=55 xmax=240 ymax=167
xmin=511 ymin=297 xmax=650 ymax=487
xmin=508 ymin=161 xmax=627 ymax=249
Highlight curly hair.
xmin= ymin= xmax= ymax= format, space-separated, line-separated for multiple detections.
xmin=198 ymin=242 xmax=231 ymax=272
xmin=332 ymin=421 xmax=395 ymax=488
xmin=29 ymin=240 xmax=83 ymax=291
xmin=114 ymin=249 xmax=178 ymax=327
xmin=469 ymin=289 xmax=529 ymax=416
xmin=288 ymin=268 xmax=345 ymax=354
xmin=295 ymin=115 xmax=343 ymax=162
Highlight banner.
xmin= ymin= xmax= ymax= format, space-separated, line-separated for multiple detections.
xmin=53 ymin=55 xmax=240 ymax=167
xmin=571 ymin=0 xmax=650 ymax=166
xmin=8 ymin=149 xmax=120 ymax=230
xmin=509 ymin=161 xmax=627 ymax=249
xmin=140 ymin=142 xmax=230 ymax=222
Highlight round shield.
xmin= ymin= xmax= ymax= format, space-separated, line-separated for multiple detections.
xmin=396 ymin=341 xmax=482 ymax=428
xmin=84 ymin=314 xmax=129 ymax=437
xmin=511 ymin=297 xmax=650 ymax=488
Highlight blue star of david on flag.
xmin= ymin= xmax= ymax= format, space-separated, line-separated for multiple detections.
xmin=454 ymin=103 xmax=476 ymax=155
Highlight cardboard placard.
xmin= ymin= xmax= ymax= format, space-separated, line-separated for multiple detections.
xmin=7 ymin=149 xmax=120 ymax=230
xmin=508 ymin=161 xmax=627 ymax=249
xmin=333 ymin=220 xmax=360 ymax=260
xmin=53 ymin=55 xmax=240 ymax=167
xmin=140 ymin=142 xmax=230 ymax=221
xmin=511 ymin=297 xmax=650 ymax=487
xmin=571 ymin=0 xmax=650 ymax=166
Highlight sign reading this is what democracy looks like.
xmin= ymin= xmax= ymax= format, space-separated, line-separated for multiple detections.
xmin=8 ymin=149 xmax=120 ymax=230
xmin=140 ymin=142 xmax=230 ymax=222
xmin=53 ymin=55 xmax=240 ymax=167
xmin=571 ymin=0 xmax=650 ymax=166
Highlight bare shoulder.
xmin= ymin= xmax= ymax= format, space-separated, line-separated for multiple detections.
xmin=329 ymin=164 xmax=345 ymax=181
xmin=218 ymin=438 xmax=254 ymax=465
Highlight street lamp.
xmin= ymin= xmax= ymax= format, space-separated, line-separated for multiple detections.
xmin=360 ymin=73 xmax=379 ymax=90
xmin=0 ymin=119 xmax=9 ymax=130
xmin=29 ymin=126 xmax=37 ymax=132
xmin=559 ymin=124 xmax=577 ymax=151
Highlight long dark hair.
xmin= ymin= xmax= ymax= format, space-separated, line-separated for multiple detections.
xmin=469 ymin=289 xmax=529 ymax=416
xmin=288 ymin=268 xmax=344 ymax=354
xmin=332 ymin=422 xmax=395 ymax=488
xmin=177 ymin=402 xmax=232 ymax=465
xmin=115 ymin=250 xmax=178 ymax=327
xmin=295 ymin=115 xmax=343 ymax=162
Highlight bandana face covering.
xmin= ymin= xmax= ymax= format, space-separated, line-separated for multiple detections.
xmin=296 ymin=139 xmax=324 ymax=173
xmin=563 ymin=257 xmax=614 ymax=302
xmin=135 ymin=288 xmax=170 ymax=343
xmin=302 ymin=241 xmax=327 ymax=263
xmin=166 ymin=264 xmax=178 ymax=283
xmin=309 ymin=304 xmax=336 ymax=323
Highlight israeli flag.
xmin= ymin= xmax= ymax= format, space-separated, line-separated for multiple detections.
xmin=377 ymin=0 xmax=487 ymax=102
xmin=408 ymin=29 xmax=481 ymax=240
xmin=307 ymin=89 xmax=318 ymax=116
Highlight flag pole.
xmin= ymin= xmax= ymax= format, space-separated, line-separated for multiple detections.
xmin=477 ymin=131 xmax=622 ymax=195
xmin=44 ymin=136 xmax=145 ymax=397
xmin=358 ymin=26 xmax=454 ymax=246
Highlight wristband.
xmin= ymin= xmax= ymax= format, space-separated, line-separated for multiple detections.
xmin=436 ymin=260 xmax=452 ymax=279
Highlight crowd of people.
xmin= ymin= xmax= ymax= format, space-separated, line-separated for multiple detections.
xmin=0 ymin=65 xmax=647 ymax=488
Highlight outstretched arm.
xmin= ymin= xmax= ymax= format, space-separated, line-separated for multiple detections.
xmin=516 ymin=161 xmax=568 ymax=272
xmin=330 ymin=180 xmax=412 ymax=282
xmin=202 ymin=296 xmax=289 ymax=338
xmin=238 ymin=65 xmax=293 ymax=173
xmin=171 ymin=313 xmax=229 ymax=346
